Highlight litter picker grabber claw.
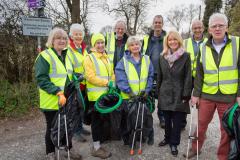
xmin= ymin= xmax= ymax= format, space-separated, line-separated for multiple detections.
xmin=138 ymin=101 xmax=144 ymax=155
xmin=186 ymin=104 xmax=199 ymax=160
xmin=57 ymin=105 xmax=70 ymax=160
xmin=130 ymin=97 xmax=146 ymax=155
xmin=130 ymin=101 xmax=141 ymax=155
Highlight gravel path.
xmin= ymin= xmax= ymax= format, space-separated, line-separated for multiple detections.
xmin=0 ymin=109 xmax=221 ymax=160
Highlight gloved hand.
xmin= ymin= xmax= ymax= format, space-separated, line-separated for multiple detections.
xmin=140 ymin=91 xmax=148 ymax=99
xmin=129 ymin=92 xmax=136 ymax=98
xmin=107 ymin=80 xmax=113 ymax=88
xmin=182 ymin=96 xmax=191 ymax=103
xmin=57 ymin=91 xmax=66 ymax=107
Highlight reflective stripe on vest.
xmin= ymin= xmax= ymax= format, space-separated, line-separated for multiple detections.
xmin=106 ymin=32 xmax=127 ymax=64
xmin=142 ymin=35 xmax=149 ymax=55
xmin=86 ymin=53 xmax=113 ymax=101
xmin=121 ymin=55 xmax=150 ymax=99
xmin=184 ymin=38 xmax=207 ymax=78
xmin=38 ymin=48 xmax=73 ymax=110
xmin=200 ymin=36 xmax=239 ymax=94
xmin=67 ymin=46 xmax=87 ymax=84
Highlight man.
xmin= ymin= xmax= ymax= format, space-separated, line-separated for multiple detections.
xmin=184 ymin=13 xmax=240 ymax=160
xmin=105 ymin=20 xmax=128 ymax=69
xmin=142 ymin=15 xmax=166 ymax=129
xmin=182 ymin=20 xmax=206 ymax=129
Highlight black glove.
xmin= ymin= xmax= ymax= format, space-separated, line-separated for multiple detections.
xmin=129 ymin=92 xmax=136 ymax=98
xmin=182 ymin=96 xmax=191 ymax=101
xmin=182 ymin=96 xmax=191 ymax=103
xmin=140 ymin=91 xmax=148 ymax=100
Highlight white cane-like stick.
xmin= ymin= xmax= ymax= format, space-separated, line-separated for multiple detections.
xmin=186 ymin=104 xmax=194 ymax=160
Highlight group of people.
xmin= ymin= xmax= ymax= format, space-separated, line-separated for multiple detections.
xmin=35 ymin=11 xmax=240 ymax=160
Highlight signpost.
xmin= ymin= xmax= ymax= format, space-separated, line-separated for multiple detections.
xmin=27 ymin=0 xmax=46 ymax=9
xmin=26 ymin=0 xmax=47 ymax=53
xmin=22 ymin=17 xmax=52 ymax=36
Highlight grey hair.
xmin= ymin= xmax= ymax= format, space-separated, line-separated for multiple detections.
xmin=69 ymin=23 xmax=85 ymax=38
xmin=153 ymin=15 xmax=164 ymax=23
xmin=209 ymin=13 xmax=228 ymax=26
xmin=45 ymin=27 xmax=68 ymax=48
xmin=114 ymin=20 xmax=126 ymax=31
xmin=191 ymin=19 xmax=203 ymax=29
xmin=126 ymin=36 xmax=142 ymax=48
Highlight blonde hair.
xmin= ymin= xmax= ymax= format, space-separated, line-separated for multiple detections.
xmin=162 ymin=30 xmax=183 ymax=56
xmin=45 ymin=27 xmax=68 ymax=48
xmin=126 ymin=36 xmax=142 ymax=48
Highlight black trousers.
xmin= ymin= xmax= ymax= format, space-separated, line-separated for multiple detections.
xmin=74 ymin=89 xmax=89 ymax=134
xmin=43 ymin=111 xmax=57 ymax=154
xmin=90 ymin=102 xmax=111 ymax=142
xmin=163 ymin=111 xmax=185 ymax=146
xmin=43 ymin=111 xmax=72 ymax=154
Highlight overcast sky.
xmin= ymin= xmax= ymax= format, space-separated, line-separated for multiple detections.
xmin=88 ymin=0 xmax=203 ymax=33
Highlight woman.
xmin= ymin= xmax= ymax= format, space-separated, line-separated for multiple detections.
xmin=35 ymin=27 xmax=82 ymax=160
xmin=67 ymin=23 xmax=90 ymax=142
xmin=157 ymin=30 xmax=192 ymax=157
xmin=115 ymin=36 xmax=154 ymax=145
xmin=83 ymin=33 xmax=114 ymax=159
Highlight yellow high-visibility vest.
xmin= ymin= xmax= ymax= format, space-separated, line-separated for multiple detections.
xmin=67 ymin=46 xmax=88 ymax=85
xmin=142 ymin=35 xmax=149 ymax=55
xmin=121 ymin=55 xmax=150 ymax=99
xmin=106 ymin=32 xmax=127 ymax=64
xmin=200 ymin=36 xmax=239 ymax=94
xmin=184 ymin=37 xmax=207 ymax=78
xmin=38 ymin=48 xmax=73 ymax=110
xmin=86 ymin=52 xmax=113 ymax=101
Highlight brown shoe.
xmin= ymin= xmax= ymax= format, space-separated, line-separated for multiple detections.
xmin=183 ymin=149 xmax=200 ymax=159
xmin=91 ymin=147 xmax=112 ymax=159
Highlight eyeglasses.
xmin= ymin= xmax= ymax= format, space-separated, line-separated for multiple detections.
xmin=210 ymin=24 xmax=226 ymax=29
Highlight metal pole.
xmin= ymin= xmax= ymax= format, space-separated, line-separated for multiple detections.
xmin=35 ymin=9 xmax=41 ymax=53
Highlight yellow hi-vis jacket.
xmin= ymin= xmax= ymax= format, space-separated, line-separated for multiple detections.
xmin=200 ymin=36 xmax=239 ymax=94
xmin=67 ymin=46 xmax=88 ymax=84
xmin=121 ymin=55 xmax=150 ymax=99
xmin=142 ymin=35 xmax=150 ymax=55
xmin=184 ymin=37 xmax=207 ymax=78
xmin=38 ymin=48 xmax=73 ymax=110
xmin=86 ymin=52 xmax=113 ymax=101
xmin=105 ymin=32 xmax=127 ymax=64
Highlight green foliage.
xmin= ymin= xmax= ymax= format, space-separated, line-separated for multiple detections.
xmin=0 ymin=80 xmax=39 ymax=117
xmin=203 ymin=0 xmax=223 ymax=31
xmin=229 ymin=1 xmax=240 ymax=36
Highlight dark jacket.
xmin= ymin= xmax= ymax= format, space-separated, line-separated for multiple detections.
xmin=157 ymin=52 xmax=192 ymax=113
xmin=142 ymin=30 xmax=166 ymax=76
xmin=193 ymin=34 xmax=240 ymax=103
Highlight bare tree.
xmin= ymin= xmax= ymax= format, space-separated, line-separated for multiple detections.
xmin=101 ymin=0 xmax=152 ymax=35
xmin=66 ymin=0 xmax=80 ymax=23
xmin=166 ymin=5 xmax=187 ymax=31
xmin=166 ymin=4 xmax=199 ymax=34
xmin=186 ymin=4 xmax=200 ymax=36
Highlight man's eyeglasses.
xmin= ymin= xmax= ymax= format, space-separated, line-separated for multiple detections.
xmin=210 ymin=24 xmax=226 ymax=29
